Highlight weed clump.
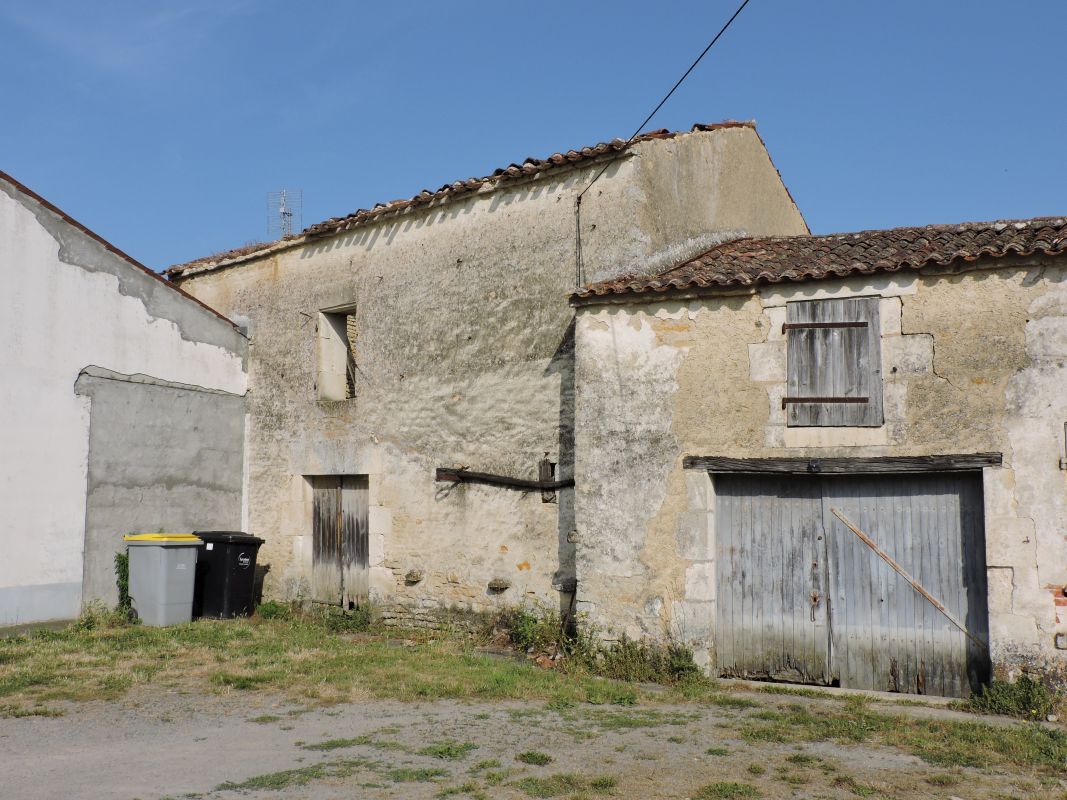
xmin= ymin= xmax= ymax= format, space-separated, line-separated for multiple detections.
xmin=493 ymin=604 xmax=705 ymax=688
xmin=419 ymin=740 xmax=479 ymax=760
xmin=114 ymin=551 xmax=131 ymax=615
xmin=313 ymin=603 xmax=376 ymax=633
xmin=255 ymin=600 xmax=293 ymax=620
xmin=516 ymin=750 xmax=553 ymax=765
xmin=692 ymin=782 xmax=760 ymax=799
xmin=582 ymin=634 xmax=702 ymax=685
xmin=967 ymin=675 xmax=1060 ymax=720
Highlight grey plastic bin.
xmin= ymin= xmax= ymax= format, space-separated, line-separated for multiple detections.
xmin=123 ymin=534 xmax=203 ymax=626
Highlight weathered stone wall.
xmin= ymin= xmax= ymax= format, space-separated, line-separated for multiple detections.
xmin=172 ymin=126 xmax=807 ymax=618
xmin=574 ymin=257 xmax=1067 ymax=681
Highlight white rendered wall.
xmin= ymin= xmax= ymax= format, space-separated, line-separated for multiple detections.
xmin=0 ymin=186 xmax=246 ymax=625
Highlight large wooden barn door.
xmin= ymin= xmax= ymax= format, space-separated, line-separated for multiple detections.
xmin=823 ymin=473 xmax=989 ymax=697
xmin=311 ymin=475 xmax=369 ymax=607
xmin=715 ymin=475 xmax=832 ymax=684
xmin=714 ymin=472 xmax=989 ymax=698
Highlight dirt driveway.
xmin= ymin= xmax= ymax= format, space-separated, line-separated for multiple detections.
xmin=2 ymin=685 xmax=1062 ymax=800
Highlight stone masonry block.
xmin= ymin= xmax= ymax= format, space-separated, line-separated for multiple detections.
xmin=748 ymin=341 xmax=786 ymax=382
xmin=368 ymin=505 xmax=391 ymax=538
xmin=763 ymin=305 xmax=787 ymax=342
xmin=983 ymin=467 xmax=1017 ymax=520
xmin=883 ymin=333 xmax=933 ymax=376
xmin=675 ymin=511 xmax=712 ymax=561
xmin=985 ymin=516 xmax=1037 ymax=567
xmin=684 ymin=562 xmax=715 ymax=603
xmin=767 ymin=383 xmax=786 ymax=426
xmin=880 ymin=296 xmax=903 ymax=336
xmin=882 ymin=380 xmax=907 ymax=423
xmin=671 ymin=599 xmax=714 ymax=642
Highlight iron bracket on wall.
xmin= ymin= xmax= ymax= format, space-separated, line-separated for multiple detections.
xmin=435 ymin=467 xmax=575 ymax=492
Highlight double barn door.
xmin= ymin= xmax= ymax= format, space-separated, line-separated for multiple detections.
xmin=714 ymin=473 xmax=989 ymax=698
xmin=311 ymin=475 xmax=369 ymax=608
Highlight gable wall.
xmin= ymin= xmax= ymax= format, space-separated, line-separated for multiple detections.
xmin=173 ymin=127 xmax=807 ymax=618
xmin=0 ymin=178 xmax=247 ymax=625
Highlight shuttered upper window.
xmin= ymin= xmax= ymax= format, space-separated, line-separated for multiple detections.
xmin=784 ymin=297 xmax=883 ymax=427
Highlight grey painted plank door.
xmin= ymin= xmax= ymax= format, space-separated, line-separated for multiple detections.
xmin=715 ymin=475 xmax=831 ymax=683
xmin=824 ymin=474 xmax=989 ymax=698
xmin=714 ymin=473 xmax=989 ymax=698
xmin=311 ymin=475 xmax=370 ymax=607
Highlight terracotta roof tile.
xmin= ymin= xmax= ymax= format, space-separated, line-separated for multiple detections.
xmin=572 ymin=217 xmax=1067 ymax=303
xmin=166 ymin=121 xmax=754 ymax=277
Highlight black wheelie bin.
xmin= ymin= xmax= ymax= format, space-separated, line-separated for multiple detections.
xmin=192 ymin=531 xmax=265 ymax=618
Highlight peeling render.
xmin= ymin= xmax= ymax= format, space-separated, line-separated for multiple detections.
xmin=1 ymin=173 xmax=247 ymax=626
xmin=575 ymin=257 xmax=1067 ymax=685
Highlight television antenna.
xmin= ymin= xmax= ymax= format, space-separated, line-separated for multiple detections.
xmin=267 ymin=189 xmax=302 ymax=238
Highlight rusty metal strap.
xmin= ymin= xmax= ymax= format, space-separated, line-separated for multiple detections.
xmin=782 ymin=396 xmax=869 ymax=408
xmin=783 ymin=321 xmax=868 ymax=330
xmin=435 ymin=468 xmax=574 ymax=492
xmin=829 ymin=507 xmax=987 ymax=649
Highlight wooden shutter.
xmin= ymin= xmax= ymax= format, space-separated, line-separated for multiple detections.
xmin=785 ymin=297 xmax=882 ymax=427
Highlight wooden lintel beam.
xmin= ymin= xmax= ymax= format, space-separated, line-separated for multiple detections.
xmin=683 ymin=453 xmax=1003 ymax=474
xmin=435 ymin=467 xmax=575 ymax=491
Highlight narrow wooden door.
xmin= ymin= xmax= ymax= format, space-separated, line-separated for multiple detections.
xmin=311 ymin=475 xmax=369 ymax=607
xmin=715 ymin=475 xmax=831 ymax=684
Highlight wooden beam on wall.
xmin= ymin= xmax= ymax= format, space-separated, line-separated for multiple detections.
xmin=435 ymin=467 xmax=575 ymax=491
xmin=682 ymin=453 xmax=1003 ymax=474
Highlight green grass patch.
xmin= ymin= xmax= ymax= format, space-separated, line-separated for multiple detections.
xmin=303 ymin=737 xmax=362 ymax=751
xmin=387 ymin=766 xmax=449 ymax=782
xmin=248 ymin=713 xmax=281 ymax=724
xmin=831 ymin=775 xmax=876 ymax=796
xmin=216 ymin=757 xmax=371 ymax=791
xmin=437 ymin=780 xmax=488 ymax=798
xmin=0 ymin=703 xmax=63 ymax=718
xmin=419 ymin=740 xmax=479 ymax=760
xmin=692 ymin=782 xmax=760 ymax=799
xmin=0 ymin=613 xmax=672 ymax=710
xmin=967 ymin=676 xmax=1060 ymax=719
xmin=516 ymin=750 xmax=553 ymax=765
xmin=706 ymin=746 xmax=728 ymax=756
xmin=513 ymin=772 xmax=617 ymax=797
xmin=925 ymin=772 xmax=963 ymax=786
xmin=732 ymin=701 xmax=1067 ymax=773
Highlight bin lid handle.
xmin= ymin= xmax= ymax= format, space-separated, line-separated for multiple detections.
xmin=123 ymin=533 xmax=203 ymax=543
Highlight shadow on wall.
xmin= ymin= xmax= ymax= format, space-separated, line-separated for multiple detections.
xmin=545 ymin=318 xmax=577 ymax=623
xmin=295 ymin=163 xmax=623 ymax=262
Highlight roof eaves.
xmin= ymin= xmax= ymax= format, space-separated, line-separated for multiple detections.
xmin=166 ymin=120 xmax=757 ymax=279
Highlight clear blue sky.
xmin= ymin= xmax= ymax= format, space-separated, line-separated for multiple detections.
xmin=2 ymin=1 xmax=1064 ymax=270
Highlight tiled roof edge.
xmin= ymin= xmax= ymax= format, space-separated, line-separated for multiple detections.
xmin=165 ymin=121 xmax=756 ymax=279
xmin=571 ymin=217 xmax=1067 ymax=306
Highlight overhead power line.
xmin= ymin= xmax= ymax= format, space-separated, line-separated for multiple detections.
xmin=574 ymin=0 xmax=754 ymax=287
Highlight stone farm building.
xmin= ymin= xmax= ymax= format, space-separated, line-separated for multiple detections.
xmin=165 ymin=122 xmax=806 ymax=622
xmin=160 ymin=122 xmax=1067 ymax=697
xmin=572 ymin=218 xmax=1067 ymax=696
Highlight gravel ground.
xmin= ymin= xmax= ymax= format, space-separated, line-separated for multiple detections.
xmin=1 ymin=686 xmax=1063 ymax=800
